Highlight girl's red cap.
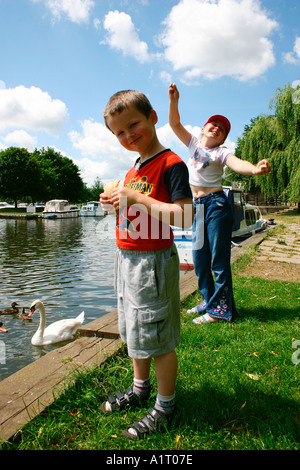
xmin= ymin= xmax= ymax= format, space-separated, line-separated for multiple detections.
xmin=204 ymin=115 xmax=231 ymax=135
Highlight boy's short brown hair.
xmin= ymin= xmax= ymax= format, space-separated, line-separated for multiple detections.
xmin=104 ymin=90 xmax=153 ymax=131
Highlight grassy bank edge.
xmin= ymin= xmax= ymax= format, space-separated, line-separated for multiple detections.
xmin=1 ymin=211 xmax=299 ymax=451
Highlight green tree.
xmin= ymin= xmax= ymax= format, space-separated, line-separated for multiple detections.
xmin=0 ymin=147 xmax=40 ymax=206
xmin=78 ymin=178 xmax=104 ymax=203
xmin=33 ymin=147 xmax=84 ymax=202
xmin=89 ymin=177 xmax=104 ymax=201
xmin=232 ymin=82 xmax=300 ymax=205
xmin=80 ymin=182 xmax=92 ymax=202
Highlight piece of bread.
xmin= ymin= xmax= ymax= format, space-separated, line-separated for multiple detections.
xmin=103 ymin=179 xmax=120 ymax=196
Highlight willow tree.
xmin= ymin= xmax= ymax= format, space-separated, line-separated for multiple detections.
xmin=234 ymin=82 xmax=300 ymax=206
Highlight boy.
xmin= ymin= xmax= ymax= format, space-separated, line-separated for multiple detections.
xmin=100 ymin=90 xmax=193 ymax=439
xmin=168 ymin=83 xmax=270 ymax=324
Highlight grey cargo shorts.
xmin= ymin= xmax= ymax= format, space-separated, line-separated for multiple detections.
xmin=114 ymin=244 xmax=180 ymax=359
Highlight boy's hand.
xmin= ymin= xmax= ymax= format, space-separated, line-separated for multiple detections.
xmin=111 ymin=186 xmax=139 ymax=211
xmin=255 ymin=159 xmax=271 ymax=175
xmin=100 ymin=192 xmax=114 ymax=212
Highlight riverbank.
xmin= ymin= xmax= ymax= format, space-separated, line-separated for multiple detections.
xmin=0 ymin=212 xmax=40 ymax=219
xmin=0 ymin=230 xmax=262 ymax=443
xmin=0 ymin=204 xmax=295 ymax=219
xmin=1 ymin=210 xmax=299 ymax=450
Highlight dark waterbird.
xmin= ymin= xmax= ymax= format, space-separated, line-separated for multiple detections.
xmin=0 ymin=302 xmax=19 ymax=315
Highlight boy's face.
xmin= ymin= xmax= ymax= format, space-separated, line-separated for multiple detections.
xmin=107 ymin=106 xmax=158 ymax=157
xmin=202 ymin=120 xmax=227 ymax=145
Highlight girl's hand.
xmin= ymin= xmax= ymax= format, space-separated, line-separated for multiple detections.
xmin=256 ymin=159 xmax=271 ymax=175
xmin=168 ymin=83 xmax=179 ymax=102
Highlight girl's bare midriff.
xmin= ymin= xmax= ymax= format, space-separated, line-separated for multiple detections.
xmin=190 ymin=185 xmax=223 ymax=198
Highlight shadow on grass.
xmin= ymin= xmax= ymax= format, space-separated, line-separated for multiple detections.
xmin=232 ymin=275 xmax=300 ymax=324
xmin=175 ymin=381 xmax=300 ymax=446
xmin=236 ymin=305 xmax=299 ymax=323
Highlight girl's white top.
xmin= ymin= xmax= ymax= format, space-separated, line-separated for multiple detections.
xmin=187 ymin=135 xmax=234 ymax=187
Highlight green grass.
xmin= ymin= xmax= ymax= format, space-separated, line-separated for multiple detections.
xmin=1 ymin=210 xmax=300 ymax=451
xmin=2 ymin=266 xmax=299 ymax=451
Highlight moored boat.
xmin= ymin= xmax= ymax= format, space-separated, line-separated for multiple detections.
xmin=80 ymin=201 xmax=106 ymax=217
xmin=42 ymin=200 xmax=80 ymax=219
xmin=0 ymin=202 xmax=15 ymax=209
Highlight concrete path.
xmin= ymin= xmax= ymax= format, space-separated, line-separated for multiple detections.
xmin=257 ymin=223 xmax=300 ymax=265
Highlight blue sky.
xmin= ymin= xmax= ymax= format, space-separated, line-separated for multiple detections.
xmin=0 ymin=0 xmax=299 ymax=187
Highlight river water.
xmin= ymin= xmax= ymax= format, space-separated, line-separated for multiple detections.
xmin=0 ymin=214 xmax=118 ymax=381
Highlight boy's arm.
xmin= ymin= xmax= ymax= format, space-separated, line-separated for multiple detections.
xmin=168 ymin=83 xmax=191 ymax=147
xmin=226 ymin=155 xmax=271 ymax=176
xmin=150 ymin=197 xmax=194 ymax=229
xmin=111 ymin=186 xmax=194 ymax=229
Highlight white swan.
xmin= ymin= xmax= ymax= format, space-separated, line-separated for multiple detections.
xmin=29 ymin=299 xmax=84 ymax=346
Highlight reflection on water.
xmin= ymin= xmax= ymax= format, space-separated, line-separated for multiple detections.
xmin=0 ymin=214 xmax=117 ymax=380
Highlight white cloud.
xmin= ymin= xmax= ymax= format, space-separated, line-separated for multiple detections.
xmin=157 ymin=123 xmax=186 ymax=150
xmin=34 ymin=0 xmax=95 ymax=23
xmin=93 ymin=17 xmax=101 ymax=29
xmin=46 ymin=145 xmax=69 ymax=157
xmin=224 ymin=136 xmax=236 ymax=154
xmin=69 ymin=119 xmax=137 ymax=185
xmin=3 ymin=130 xmax=37 ymax=151
xmin=102 ymin=10 xmax=154 ymax=63
xmin=159 ymin=0 xmax=278 ymax=82
xmin=69 ymin=119 xmax=121 ymax=159
xmin=159 ymin=71 xmax=172 ymax=84
xmin=295 ymin=38 xmax=300 ymax=58
xmin=73 ymin=157 xmax=111 ymax=187
xmin=283 ymin=37 xmax=300 ymax=65
xmin=0 ymin=85 xmax=69 ymax=135
xmin=0 ymin=141 xmax=7 ymax=151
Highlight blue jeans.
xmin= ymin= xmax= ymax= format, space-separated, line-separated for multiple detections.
xmin=192 ymin=191 xmax=239 ymax=322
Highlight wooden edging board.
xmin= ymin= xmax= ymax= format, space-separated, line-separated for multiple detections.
xmin=0 ymin=335 xmax=123 ymax=443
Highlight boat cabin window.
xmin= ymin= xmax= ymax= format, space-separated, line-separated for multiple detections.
xmin=233 ymin=191 xmax=243 ymax=210
xmin=245 ymin=209 xmax=259 ymax=226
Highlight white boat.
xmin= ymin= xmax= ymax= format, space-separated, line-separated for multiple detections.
xmin=0 ymin=202 xmax=15 ymax=209
xmin=174 ymin=188 xmax=267 ymax=271
xmin=42 ymin=200 xmax=80 ymax=219
xmin=173 ymin=228 xmax=194 ymax=271
xmin=80 ymin=201 xmax=106 ymax=217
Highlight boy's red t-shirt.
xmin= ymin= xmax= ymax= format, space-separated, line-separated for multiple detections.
xmin=116 ymin=150 xmax=182 ymax=251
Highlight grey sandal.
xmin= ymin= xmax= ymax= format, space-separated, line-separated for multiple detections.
xmin=100 ymin=386 xmax=152 ymax=414
xmin=122 ymin=407 xmax=173 ymax=440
